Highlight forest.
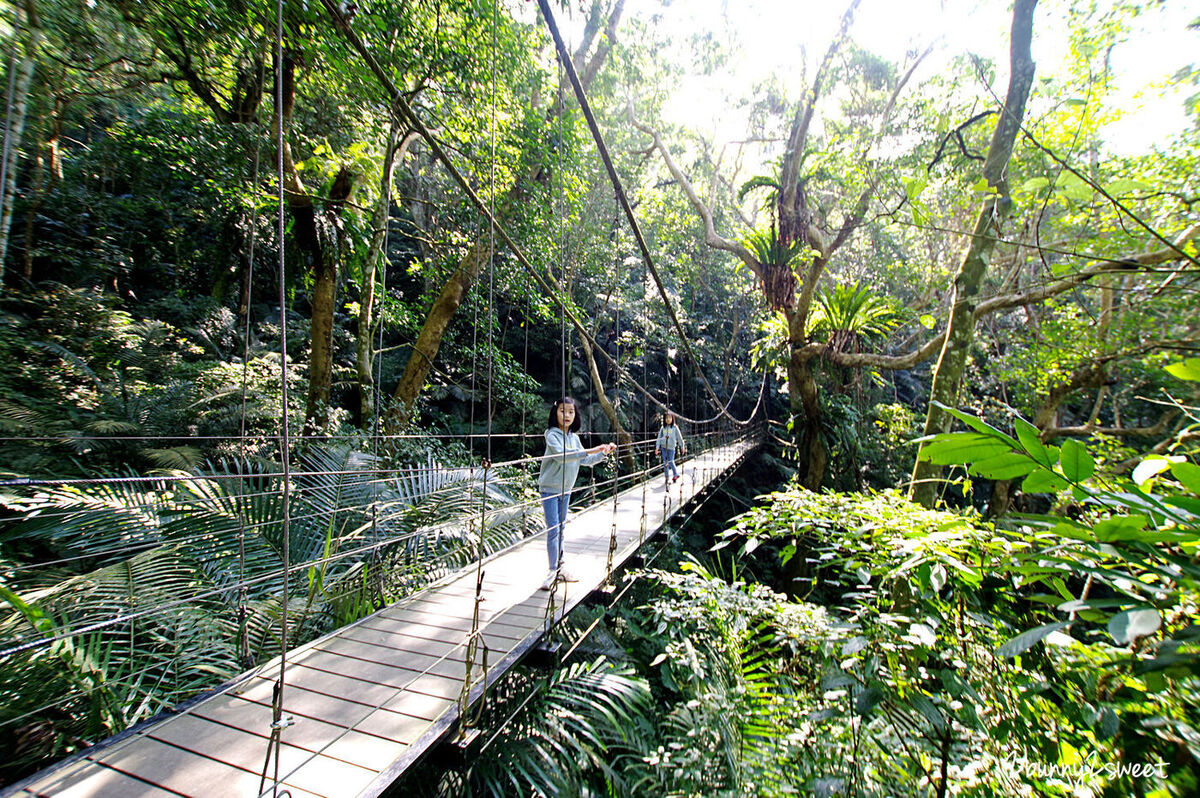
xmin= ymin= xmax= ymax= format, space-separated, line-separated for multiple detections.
xmin=0 ymin=0 xmax=1197 ymax=795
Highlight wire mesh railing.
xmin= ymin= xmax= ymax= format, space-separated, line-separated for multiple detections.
xmin=0 ymin=421 xmax=756 ymax=786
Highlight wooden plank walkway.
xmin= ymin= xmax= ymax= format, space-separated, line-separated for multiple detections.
xmin=8 ymin=438 xmax=757 ymax=798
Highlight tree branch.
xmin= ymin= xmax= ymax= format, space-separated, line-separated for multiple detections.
xmin=975 ymin=223 xmax=1200 ymax=316
xmin=1045 ymin=409 xmax=1181 ymax=440
xmin=628 ymin=106 xmax=762 ymax=276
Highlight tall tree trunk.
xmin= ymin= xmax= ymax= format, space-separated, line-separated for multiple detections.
xmin=276 ymin=52 xmax=357 ymax=434
xmin=0 ymin=0 xmax=41 ymax=290
xmin=386 ymin=237 xmax=490 ymax=429
xmin=21 ymin=106 xmax=53 ymax=282
xmin=355 ymin=123 xmax=412 ymax=428
xmin=305 ymin=239 xmax=339 ymax=431
xmin=579 ymin=329 xmax=636 ymax=471
xmin=911 ymin=0 xmax=1038 ymax=507
xmin=785 ymin=305 xmax=828 ymax=489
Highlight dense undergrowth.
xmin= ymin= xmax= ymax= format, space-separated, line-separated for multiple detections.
xmin=445 ymin=401 xmax=1198 ymax=797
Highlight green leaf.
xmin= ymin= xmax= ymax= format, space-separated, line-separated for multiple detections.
xmin=1046 ymin=521 xmax=1092 ymax=541
xmin=1022 ymin=469 xmax=1070 ymax=494
xmin=1056 ymin=171 xmax=1091 ymax=201
xmin=1060 ymin=439 xmax=1094 ymax=482
xmin=930 ymin=564 xmax=947 ymax=594
xmin=1095 ymin=706 xmax=1119 ymax=740
xmin=1057 ymin=598 xmax=1127 ymax=613
xmin=1093 ymin=514 xmax=1149 ymax=542
xmin=919 ymin=313 xmax=936 ymax=329
xmin=1164 ymin=496 xmax=1200 ymax=516
xmin=822 ymin=673 xmax=855 ymax=690
xmin=968 ymin=452 xmax=1038 ymax=480
xmin=1020 ymin=176 xmax=1050 ymax=192
xmin=842 ymin=636 xmax=869 ymax=656
xmin=995 ymin=622 xmax=1070 ymax=658
xmin=908 ymin=693 xmax=945 ymax=732
xmin=1014 ymin=418 xmax=1051 ymax=465
xmin=855 ymin=686 xmax=884 ymax=716
xmin=1144 ymin=671 xmax=1167 ymax=692
xmin=902 ymin=175 xmax=927 ymax=201
xmin=1108 ymin=608 xmax=1161 ymax=645
xmin=1170 ymin=462 xmax=1200 ymax=494
xmin=908 ymin=623 xmax=937 ymax=647
xmin=1106 ymin=178 xmax=1150 ymax=194
xmin=930 ymin=402 xmax=1019 ymax=447
xmin=919 ymin=433 xmax=1012 ymax=465
xmin=1165 ymin=358 xmax=1200 ymax=382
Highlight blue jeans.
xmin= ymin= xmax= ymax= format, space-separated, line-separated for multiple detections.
xmin=541 ymin=490 xmax=570 ymax=569
xmin=661 ymin=449 xmax=678 ymax=481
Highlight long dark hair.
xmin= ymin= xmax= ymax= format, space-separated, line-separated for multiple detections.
xmin=661 ymin=411 xmax=676 ymax=427
xmin=547 ymin=396 xmax=581 ymax=433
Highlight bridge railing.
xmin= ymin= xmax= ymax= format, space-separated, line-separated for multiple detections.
xmin=0 ymin=421 xmax=760 ymax=784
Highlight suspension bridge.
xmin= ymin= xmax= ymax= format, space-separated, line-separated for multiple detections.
xmin=0 ymin=0 xmax=772 ymax=793
xmin=4 ymin=431 xmax=760 ymax=798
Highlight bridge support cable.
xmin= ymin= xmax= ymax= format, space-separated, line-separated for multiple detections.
xmin=457 ymin=0 xmax=502 ymax=741
xmin=259 ymin=0 xmax=294 ymax=793
xmin=534 ymin=0 xmax=745 ymax=426
xmin=317 ymin=0 xmax=758 ymax=429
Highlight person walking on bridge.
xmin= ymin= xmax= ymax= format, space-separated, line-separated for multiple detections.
xmin=655 ymin=411 xmax=686 ymax=486
xmin=538 ymin=397 xmax=615 ymax=590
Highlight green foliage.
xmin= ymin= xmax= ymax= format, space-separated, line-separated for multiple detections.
xmin=465 ymin=657 xmax=655 ymax=797
xmin=739 ymin=226 xmax=810 ymax=269
xmin=0 ymin=443 xmax=534 ymax=781
xmin=904 ymin=399 xmax=1200 ymax=793
xmin=807 ymin=282 xmax=907 ymax=353
xmin=716 ymin=473 xmax=1198 ymax=795
xmin=611 ymin=558 xmax=832 ymax=796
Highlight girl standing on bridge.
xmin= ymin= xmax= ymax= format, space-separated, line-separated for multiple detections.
xmin=655 ymin=411 xmax=686 ymax=486
xmin=538 ymin=397 xmax=615 ymax=590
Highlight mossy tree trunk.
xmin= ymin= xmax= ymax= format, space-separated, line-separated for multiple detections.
xmin=0 ymin=0 xmax=42 ymax=290
xmin=911 ymin=0 xmax=1038 ymax=507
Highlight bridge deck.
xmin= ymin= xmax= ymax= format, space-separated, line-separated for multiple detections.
xmin=10 ymin=439 xmax=756 ymax=798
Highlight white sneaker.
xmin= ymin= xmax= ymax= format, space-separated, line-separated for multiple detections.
xmin=558 ymin=569 xmax=579 ymax=582
xmin=539 ymin=573 xmax=555 ymax=590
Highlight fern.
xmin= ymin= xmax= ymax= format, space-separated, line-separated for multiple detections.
xmin=468 ymin=657 xmax=655 ymax=796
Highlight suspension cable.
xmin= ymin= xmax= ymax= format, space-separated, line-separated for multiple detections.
xmin=534 ymin=0 xmax=740 ymax=424
xmin=316 ymin=0 xmax=756 ymax=428
xmin=259 ymin=0 xmax=293 ymax=792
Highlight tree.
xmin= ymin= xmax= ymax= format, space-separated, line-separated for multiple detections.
xmin=0 ymin=0 xmax=43 ymax=288
xmin=383 ymin=0 xmax=628 ymax=430
xmin=910 ymin=0 xmax=1039 ymax=507
xmin=631 ymin=0 xmax=928 ymax=487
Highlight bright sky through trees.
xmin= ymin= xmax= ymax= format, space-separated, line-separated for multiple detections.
xmin=603 ymin=0 xmax=1196 ymax=154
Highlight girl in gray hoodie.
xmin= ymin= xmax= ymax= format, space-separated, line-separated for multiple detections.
xmin=655 ymin=411 xmax=686 ymax=485
xmin=538 ymin=397 xmax=614 ymax=588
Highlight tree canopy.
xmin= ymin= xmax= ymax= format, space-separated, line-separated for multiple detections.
xmin=0 ymin=0 xmax=1197 ymax=794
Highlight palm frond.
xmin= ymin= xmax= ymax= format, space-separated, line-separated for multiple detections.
xmin=808 ymin=282 xmax=906 ymax=352
xmin=469 ymin=657 xmax=655 ymax=797
xmin=737 ymin=174 xmax=782 ymax=205
xmin=0 ymin=399 xmax=55 ymax=434
xmin=83 ymin=419 xmax=143 ymax=436
xmin=165 ymin=465 xmax=286 ymax=598
xmin=32 ymin=340 xmax=101 ymax=388
xmin=143 ymin=447 xmax=204 ymax=470
xmin=1 ymin=479 xmax=167 ymax=565
xmin=739 ymin=227 xmax=807 ymax=268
